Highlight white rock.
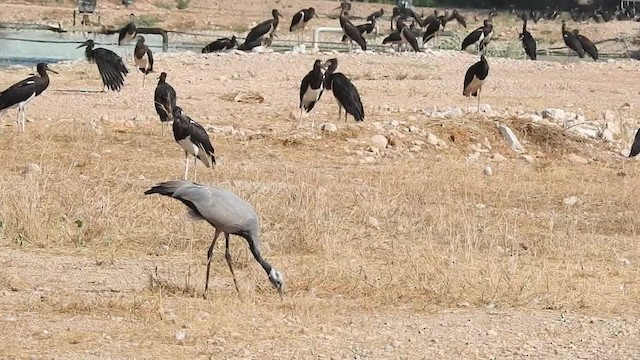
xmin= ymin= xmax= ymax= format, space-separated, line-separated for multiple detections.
xmin=360 ymin=156 xmax=376 ymax=164
xmin=483 ymin=165 xmax=493 ymax=176
xmin=600 ymin=128 xmax=614 ymax=142
xmin=475 ymin=204 xmax=487 ymax=209
xmin=100 ymin=114 xmax=109 ymax=122
xmin=498 ymin=124 xmax=525 ymax=153
xmin=367 ymin=216 xmax=380 ymax=229
xmin=542 ymin=108 xmax=566 ymax=121
xmin=370 ymin=135 xmax=388 ymax=150
xmin=427 ymin=133 xmax=439 ymax=146
xmin=567 ymin=153 xmax=588 ymax=164
xmin=175 ymin=330 xmax=187 ymax=344
xmin=320 ymin=123 xmax=337 ymax=132
xmin=23 ymin=163 xmax=41 ymax=175
xmin=491 ymin=153 xmax=507 ymax=161
xmin=618 ymin=257 xmax=631 ymax=266
xmin=409 ymin=145 xmax=421 ymax=153
xmin=467 ymin=152 xmax=480 ymax=162
xmin=479 ymin=104 xmax=492 ymax=113
xmin=436 ymin=140 xmax=448 ymax=149
xmin=520 ymin=154 xmax=535 ymax=163
xmin=529 ymin=114 xmax=543 ymax=122
xmin=487 ymin=330 xmax=498 ymax=336
xmin=563 ymin=196 xmax=579 ymax=207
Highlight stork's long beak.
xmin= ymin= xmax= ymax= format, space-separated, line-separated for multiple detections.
xmin=75 ymin=42 xmax=86 ymax=49
xmin=332 ymin=5 xmax=342 ymax=11
xmin=45 ymin=66 xmax=58 ymax=74
xmin=314 ymin=13 xmax=319 ymax=19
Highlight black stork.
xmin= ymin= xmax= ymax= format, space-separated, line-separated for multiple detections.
xmin=366 ymin=8 xmax=384 ymax=32
xmin=519 ymin=17 xmax=537 ymax=60
xmin=298 ymin=59 xmax=325 ymax=128
xmin=77 ymin=39 xmax=129 ymax=92
xmin=461 ymin=15 xmax=494 ymax=55
xmin=0 ymin=63 xmax=57 ymax=133
xmin=367 ymin=8 xmax=384 ymax=22
xmin=289 ymin=7 xmax=318 ymax=45
xmin=382 ymin=31 xmax=403 ymax=51
xmin=134 ymin=35 xmax=154 ymax=88
xmin=202 ymin=35 xmax=237 ymax=53
xmin=118 ymin=14 xmax=137 ymax=60
xmin=335 ymin=3 xmax=367 ymax=52
xmin=629 ymin=129 xmax=640 ymax=157
xmin=172 ymin=106 xmax=216 ymax=181
xmin=323 ymin=58 xmax=364 ymax=122
xmin=245 ymin=9 xmax=283 ymax=44
xmin=573 ymin=29 xmax=598 ymax=61
xmin=463 ymin=55 xmax=490 ymax=113
xmin=562 ymin=21 xmax=585 ymax=59
xmin=423 ymin=15 xmax=446 ymax=48
xmin=399 ymin=22 xmax=420 ymax=52
xmin=154 ymin=72 xmax=177 ymax=136
xmin=237 ymin=34 xmax=273 ymax=52
xmin=447 ymin=9 xmax=467 ymax=28
xmin=341 ymin=20 xmax=375 ymax=42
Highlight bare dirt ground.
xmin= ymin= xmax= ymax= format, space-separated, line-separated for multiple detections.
xmin=1 ymin=1 xmax=640 ymax=359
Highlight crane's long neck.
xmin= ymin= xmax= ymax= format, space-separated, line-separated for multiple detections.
xmin=243 ymin=232 xmax=273 ymax=276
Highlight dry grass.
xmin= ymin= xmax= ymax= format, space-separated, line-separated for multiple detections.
xmin=1 ymin=45 xmax=640 ymax=356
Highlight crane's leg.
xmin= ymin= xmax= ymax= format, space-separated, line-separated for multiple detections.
xmin=183 ymin=151 xmax=190 ymax=180
xmin=193 ymin=155 xmax=198 ymax=182
xmin=224 ymin=233 xmax=240 ymax=294
xmin=203 ymin=228 xmax=222 ymax=298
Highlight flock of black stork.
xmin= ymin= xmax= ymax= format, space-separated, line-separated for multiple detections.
xmin=0 ymin=5 xmax=637 ymax=157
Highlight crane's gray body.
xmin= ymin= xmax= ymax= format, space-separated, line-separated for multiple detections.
xmin=145 ymin=180 xmax=284 ymax=297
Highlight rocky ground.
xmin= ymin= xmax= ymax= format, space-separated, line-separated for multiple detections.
xmin=0 ymin=1 xmax=639 ymax=359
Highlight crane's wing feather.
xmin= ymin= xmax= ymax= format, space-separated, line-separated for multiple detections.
xmin=332 ymin=73 xmax=364 ymax=121
xmin=145 ymin=181 xmax=258 ymax=234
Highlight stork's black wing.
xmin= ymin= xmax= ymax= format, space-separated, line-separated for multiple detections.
xmin=522 ymin=32 xmax=537 ymax=60
xmin=146 ymin=48 xmax=154 ymax=74
xmin=0 ymin=76 xmax=38 ymax=110
xmin=202 ymin=38 xmax=230 ymax=53
xmin=402 ymin=27 xmax=420 ymax=52
xmin=449 ymin=12 xmax=467 ymax=27
xmin=629 ymin=129 xmax=640 ymax=157
xmin=92 ymin=48 xmax=128 ymax=92
xmin=423 ymin=19 xmax=440 ymax=42
xmin=461 ymin=28 xmax=482 ymax=50
xmin=155 ymin=83 xmax=177 ymax=123
xmin=332 ymin=73 xmax=364 ymax=122
xmin=383 ymin=32 xmax=402 ymax=44
xmin=246 ymin=20 xmax=272 ymax=44
xmin=563 ymin=32 xmax=585 ymax=58
xmin=290 ymin=12 xmax=304 ymax=31
xmin=299 ymin=71 xmax=312 ymax=104
xmin=463 ymin=62 xmax=478 ymax=95
xmin=186 ymin=116 xmax=216 ymax=165
xmin=340 ymin=17 xmax=367 ymax=50
xmin=576 ymin=35 xmax=598 ymax=61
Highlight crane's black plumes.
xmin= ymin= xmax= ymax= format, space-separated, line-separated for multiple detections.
xmin=77 ymin=39 xmax=129 ymax=91
xmin=463 ymin=55 xmax=490 ymax=112
xmin=323 ymin=58 xmax=364 ymax=122
xmin=562 ymin=21 xmax=585 ymax=58
xmin=0 ymin=62 xmax=57 ymax=133
xmin=246 ymin=9 xmax=283 ymax=44
xmin=573 ymin=30 xmax=598 ymax=61
xmin=202 ymin=35 xmax=237 ymax=53
xmin=519 ymin=18 xmax=537 ymax=60
xmin=155 ymin=72 xmax=177 ymax=136
xmin=172 ymin=106 xmax=216 ymax=180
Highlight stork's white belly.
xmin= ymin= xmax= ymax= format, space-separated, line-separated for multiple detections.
xmin=178 ymin=136 xmax=200 ymax=156
xmin=135 ymin=55 xmax=148 ymax=69
xmin=464 ymin=76 xmax=484 ymax=97
xmin=302 ymin=86 xmax=322 ymax=104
